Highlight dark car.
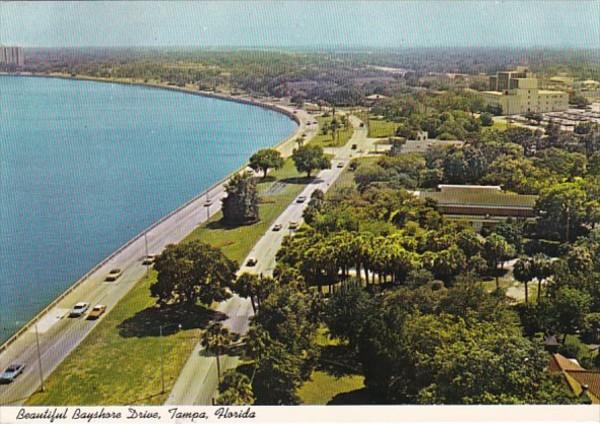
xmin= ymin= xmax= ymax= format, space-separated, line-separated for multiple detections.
xmin=351 ymin=144 xmax=357 ymax=150
xmin=0 ymin=364 xmax=25 ymax=383
xmin=246 ymin=258 xmax=258 ymax=266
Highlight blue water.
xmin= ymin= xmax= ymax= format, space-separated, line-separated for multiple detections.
xmin=0 ymin=76 xmax=296 ymax=343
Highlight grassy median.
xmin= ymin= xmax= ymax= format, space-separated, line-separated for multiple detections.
xmin=309 ymin=116 xmax=354 ymax=148
xmin=27 ymin=158 xmax=308 ymax=405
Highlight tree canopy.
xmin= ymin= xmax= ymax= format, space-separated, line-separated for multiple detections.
xmin=151 ymin=241 xmax=237 ymax=306
xmin=292 ymin=145 xmax=331 ymax=178
xmin=249 ymin=148 xmax=284 ymax=178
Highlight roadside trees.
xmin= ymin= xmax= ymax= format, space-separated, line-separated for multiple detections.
xmin=233 ymin=273 xmax=261 ymax=314
xmin=292 ymin=145 xmax=331 ymax=178
xmin=249 ymin=149 xmax=284 ymax=179
xmin=216 ymin=371 xmax=255 ymax=405
xmin=151 ymin=241 xmax=237 ymax=306
xmin=200 ymin=322 xmax=235 ymax=383
xmin=222 ymin=171 xmax=260 ymax=225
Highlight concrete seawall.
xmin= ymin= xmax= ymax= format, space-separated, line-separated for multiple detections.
xmin=0 ymin=74 xmax=306 ymax=354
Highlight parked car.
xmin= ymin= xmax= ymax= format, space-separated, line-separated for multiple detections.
xmin=0 ymin=364 xmax=25 ymax=383
xmin=272 ymin=224 xmax=282 ymax=231
xmin=142 ymin=255 xmax=156 ymax=266
xmin=337 ymin=162 xmax=345 ymax=168
xmin=289 ymin=221 xmax=299 ymax=230
xmin=86 ymin=304 xmax=107 ymax=320
xmin=351 ymin=144 xmax=357 ymax=150
xmin=296 ymin=196 xmax=307 ymax=203
xmin=246 ymin=258 xmax=257 ymax=266
xmin=69 ymin=302 xmax=90 ymax=318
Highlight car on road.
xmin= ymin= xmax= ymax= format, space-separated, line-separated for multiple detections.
xmin=296 ymin=196 xmax=307 ymax=203
xmin=142 ymin=255 xmax=156 ymax=266
xmin=289 ymin=221 xmax=299 ymax=230
xmin=351 ymin=144 xmax=357 ymax=150
xmin=105 ymin=268 xmax=123 ymax=282
xmin=337 ymin=162 xmax=345 ymax=168
xmin=246 ymin=258 xmax=258 ymax=266
xmin=272 ymin=224 xmax=282 ymax=231
xmin=86 ymin=304 xmax=107 ymax=320
xmin=359 ymin=122 xmax=365 ymax=127
xmin=0 ymin=364 xmax=25 ymax=384
xmin=69 ymin=302 xmax=90 ymax=318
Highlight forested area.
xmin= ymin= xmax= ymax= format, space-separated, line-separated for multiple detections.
xmin=155 ymin=109 xmax=600 ymax=404
xmin=21 ymin=48 xmax=600 ymax=106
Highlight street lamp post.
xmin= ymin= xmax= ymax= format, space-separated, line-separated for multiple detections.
xmin=204 ymin=191 xmax=212 ymax=222
xmin=159 ymin=323 xmax=182 ymax=394
xmin=35 ymin=324 xmax=45 ymax=392
xmin=144 ymin=232 xmax=149 ymax=276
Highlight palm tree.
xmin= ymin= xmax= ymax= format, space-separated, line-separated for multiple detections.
xmin=200 ymin=322 xmax=233 ymax=383
xmin=532 ymin=253 xmax=553 ymax=302
xmin=513 ymin=256 xmax=534 ymax=304
xmin=483 ymin=233 xmax=516 ymax=290
xmin=234 ymin=273 xmax=260 ymax=313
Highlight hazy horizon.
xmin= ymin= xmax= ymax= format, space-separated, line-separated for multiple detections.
xmin=1 ymin=1 xmax=598 ymax=49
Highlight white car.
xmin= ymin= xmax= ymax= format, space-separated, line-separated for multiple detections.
xmin=0 ymin=364 xmax=25 ymax=384
xmin=69 ymin=302 xmax=90 ymax=318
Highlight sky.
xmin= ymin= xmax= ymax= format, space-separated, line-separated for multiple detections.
xmin=0 ymin=1 xmax=598 ymax=49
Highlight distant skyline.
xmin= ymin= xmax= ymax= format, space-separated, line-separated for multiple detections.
xmin=1 ymin=1 xmax=599 ymax=49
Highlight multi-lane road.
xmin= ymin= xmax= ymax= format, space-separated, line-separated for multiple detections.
xmin=0 ymin=101 xmax=316 ymax=406
xmin=166 ymin=115 xmax=374 ymax=405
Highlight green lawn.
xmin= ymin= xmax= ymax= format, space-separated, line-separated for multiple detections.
xmin=27 ymin=159 xmax=309 ymax=405
xmin=482 ymin=119 xmax=509 ymax=133
xmin=368 ymin=117 xmax=400 ymax=138
xmin=297 ymin=371 xmax=365 ymax=405
xmin=184 ymin=159 xmax=308 ymax=263
xmin=27 ymin=270 xmax=199 ymax=405
xmin=309 ymin=115 xmax=354 ymax=148
xmin=297 ymin=326 xmax=367 ymax=405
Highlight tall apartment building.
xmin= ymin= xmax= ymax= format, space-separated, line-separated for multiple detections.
xmin=0 ymin=46 xmax=25 ymax=67
xmin=481 ymin=66 xmax=568 ymax=115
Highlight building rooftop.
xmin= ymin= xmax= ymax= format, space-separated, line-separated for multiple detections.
xmin=549 ymin=353 xmax=600 ymax=403
xmin=421 ymin=186 xmax=537 ymax=209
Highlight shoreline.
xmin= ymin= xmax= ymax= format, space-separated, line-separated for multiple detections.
xmin=0 ymin=71 xmax=301 ymax=130
xmin=0 ymin=73 xmax=307 ymax=354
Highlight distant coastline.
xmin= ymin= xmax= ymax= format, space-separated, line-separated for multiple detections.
xmin=0 ymin=71 xmax=302 ymax=133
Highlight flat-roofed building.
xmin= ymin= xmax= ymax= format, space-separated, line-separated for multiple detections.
xmin=0 ymin=46 xmax=24 ymax=67
xmin=481 ymin=67 xmax=568 ymax=115
xmin=419 ymin=185 xmax=537 ymax=230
